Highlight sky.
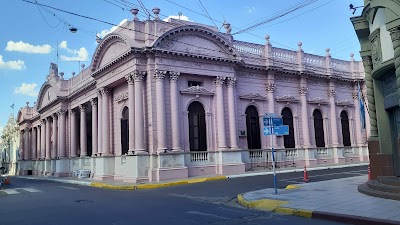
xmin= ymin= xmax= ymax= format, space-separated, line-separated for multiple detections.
xmin=0 ymin=0 xmax=364 ymax=133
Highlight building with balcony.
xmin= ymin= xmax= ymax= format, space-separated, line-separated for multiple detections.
xmin=17 ymin=8 xmax=367 ymax=182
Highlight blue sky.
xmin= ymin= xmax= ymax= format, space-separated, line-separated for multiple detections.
xmin=0 ymin=0 xmax=364 ymax=132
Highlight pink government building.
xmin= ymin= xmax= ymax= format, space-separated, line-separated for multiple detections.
xmin=17 ymin=8 xmax=368 ymax=182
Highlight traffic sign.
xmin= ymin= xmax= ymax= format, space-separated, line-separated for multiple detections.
xmin=274 ymin=125 xmax=289 ymax=135
xmin=263 ymin=117 xmax=283 ymax=126
xmin=263 ymin=125 xmax=289 ymax=136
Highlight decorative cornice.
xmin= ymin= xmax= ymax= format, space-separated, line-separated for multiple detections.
xmin=180 ymin=85 xmax=214 ymax=96
xmin=389 ymin=27 xmax=400 ymax=42
xmin=275 ymin=95 xmax=300 ymax=102
xmin=308 ymin=97 xmax=329 ymax=104
xmin=114 ymin=92 xmax=129 ymax=102
xmin=239 ymin=93 xmax=267 ymax=101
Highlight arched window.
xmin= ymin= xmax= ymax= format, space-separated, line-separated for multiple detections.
xmin=245 ymin=106 xmax=261 ymax=149
xmin=188 ymin=102 xmax=207 ymax=151
xmin=282 ymin=107 xmax=295 ymax=148
xmin=120 ymin=107 xmax=129 ymax=155
xmin=341 ymin=111 xmax=351 ymax=146
xmin=313 ymin=109 xmax=325 ymax=147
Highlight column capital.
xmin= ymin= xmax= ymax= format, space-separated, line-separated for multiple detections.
xmin=79 ymin=104 xmax=87 ymax=112
xmin=57 ymin=109 xmax=67 ymax=116
xmin=328 ymin=89 xmax=336 ymax=97
xmin=266 ymin=82 xmax=276 ymax=92
xmin=352 ymin=92 xmax=358 ymax=99
xmin=214 ymin=76 xmax=226 ymax=86
xmin=52 ymin=113 xmax=58 ymax=119
xmin=169 ymin=71 xmax=180 ymax=81
xmin=125 ymin=74 xmax=135 ymax=84
xmin=70 ymin=109 xmax=77 ymax=115
xmin=226 ymin=77 xmax=237 ymax=87
xmin=131 ymin=70 xmax=147 ymax=81
xmin=90 ymin=98 xmax=98 ymax=106
xmin=154 ymin=69 xmax=167 ymax=80
xmin=389 ymin=26 xmax=400 ymax=42
xmin=299 ymin=86 xmax=308 ymax=95
xmin=361 ymin=55 xmax=372 ymax=67
xmin=100 ymin=87 xmax=111 ymax=95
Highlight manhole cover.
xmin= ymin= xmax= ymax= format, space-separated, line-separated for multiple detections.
xmin=75 ymin=199 xmax=94 ymax=203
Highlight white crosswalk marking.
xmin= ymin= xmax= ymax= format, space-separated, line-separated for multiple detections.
xmin=1 ymin=188 xmax=41 ymax=195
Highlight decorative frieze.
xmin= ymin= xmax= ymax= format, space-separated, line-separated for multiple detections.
xmin=239 ymin=93 xmax=267 ymax=101
xmin=275 ymin=95 xmax=300 ymax=102
xmin=180 ymin=86 xmax=214 ymax=96
xmin=114 ymin=92 xmax=129 ymax=102
xmin=308 ymin=97 xmax=329 ymax=104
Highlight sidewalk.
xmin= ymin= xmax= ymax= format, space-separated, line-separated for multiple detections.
xmin=238 ymin=175 xmax=400 ymax=225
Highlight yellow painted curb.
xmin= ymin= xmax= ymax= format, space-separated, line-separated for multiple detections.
xmin=237 ymin=194 xmax=313 ymax=219
xmin=285 ymin=184 xmax=301 ymax=190
xmin=90 ymin=175 xmax=227 ymax=190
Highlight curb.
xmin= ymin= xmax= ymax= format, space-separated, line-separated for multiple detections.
xmin=237 ymin=193 xmax=399 ymax=225
xmin=17 ymin=175 xmax=227 ymax=190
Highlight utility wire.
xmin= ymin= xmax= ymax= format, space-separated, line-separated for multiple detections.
xmin=198 ymin=0 xmax=218 ymax=27
xmin=35 ymin=0 xmax=61 ymax=28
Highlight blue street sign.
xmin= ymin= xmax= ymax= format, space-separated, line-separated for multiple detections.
xmin=264 ymin=125 xmax=289 ymax=136
xmin=263 ymin=127 xmax=272 ymax=136
xmin=263 ymin=117 xmax=283 ymax=126
xmin=274 ymin=125 xmax=289 ymax=136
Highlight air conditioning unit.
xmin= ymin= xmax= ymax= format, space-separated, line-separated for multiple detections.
xmin=238 ymin=130 xmax=247 ymax=137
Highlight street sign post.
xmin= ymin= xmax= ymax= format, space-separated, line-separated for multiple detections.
xmin=263 ymin=114 xmax=289 ymax=195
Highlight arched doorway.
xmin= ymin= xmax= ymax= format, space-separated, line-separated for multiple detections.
xmin=313 ymin=109 xmax=325 ymax=147
xmin=245 ymin=106 xmax=261 ymax=149
xmin=188 ymin=101 xmax=207 ymax=151
xmin=120 ymin=107 xmax=129 ymax=155
xmin=340 ymin=111 xmax=351 ymax=146
xmin=282 ymin=107 xmax=295 ymax=148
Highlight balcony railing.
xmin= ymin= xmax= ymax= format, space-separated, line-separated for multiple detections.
xmin=190 ymin=151 xmax=208 ymax=162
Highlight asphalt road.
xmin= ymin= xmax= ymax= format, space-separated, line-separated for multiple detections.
xmin=0 ymin=165 xmax=367 ymax=225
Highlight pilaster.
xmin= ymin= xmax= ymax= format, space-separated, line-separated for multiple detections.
xmin=214 ymin=76 xmax=227 ymax=149
xmin=169 ymin=71 xmax=181 ymax=152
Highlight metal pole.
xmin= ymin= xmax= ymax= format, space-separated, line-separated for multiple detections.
xmin=270 ymin=117 xmax=277 ymax=194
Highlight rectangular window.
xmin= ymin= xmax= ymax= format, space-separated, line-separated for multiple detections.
xmin=188 ymin=81 xmax=203 ymax=87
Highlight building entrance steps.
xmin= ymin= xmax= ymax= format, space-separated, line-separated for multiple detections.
xmin=238 ymin=175 xmax=400 ymax=225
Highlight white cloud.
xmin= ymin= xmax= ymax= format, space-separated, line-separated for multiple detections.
xmin=58 ymin=41 xmax=89 ymax=62
xmin=0 ymin=55 xmax=26 ymax=70
xmin=98 ymin=19 xmax=128 ymax=38
xmin=163 ymin=14 xmax=192 ymax=22
xmin=14 ymin=83 xmax=38 ymax=97
xmin=245 ymin=6 xmax=256 ymax=14
xmin=5 ymin=41 xmax=51 ymax=54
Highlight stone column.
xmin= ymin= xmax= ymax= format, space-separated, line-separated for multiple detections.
xmin=38 ymin=125 xmax=42 ymax=159
xmin=20 ymin=130 xmax=24 ymax=160
xmin=154 ymin=69 xmax=167 ymax=153
xmin=125 ymin=74 xmax=135 ymax=153
xmin=97 ymin=89 xmax=103 ymax=155
xmin=361 ymin=55 xmax=377 ymax=137
xmin=24 ymin=128 xmax=29 ymax=160
xmin=215 ymin=76 xmax=227 ymax=149
xmin=169 ymin=71 xmax=181 ymax=152
xmin=45 ymin=118 xmax=51 ymax=159
xmin=390 ymin=27 xmax=400 ymax=109
xmin=91 ymin=99 xmax=98 ymax=156
xmin=133 ymin=71 xmax=146 ymax=153
xmin=52 ymin=114 xmax=58 ymax=158
xmin=300 ymin=80 xmax=310 ymax=147
xmin=226 ymin=77 xmax=239 ymax=149
xmin=101 ymin=88 xmax=111 ymax=156
xmin=266 ymin=80 xmax=277 ymax=148
xmin=353 ymin=86 xmax=363 ymax=145
xmin=70 ymin=109 xmax=78 ymax=157
xmin=58 ymin=110 xmax=67 ymax=158
xmin=32 ymin=127 xmax=37 ymax=160
xmin=40 ymin=120 xmax=45 ymax=159
xmin=80 ymin=104 xmax=87 ymax=157
xmin=328 ymin=81 xmax=339 ymax=147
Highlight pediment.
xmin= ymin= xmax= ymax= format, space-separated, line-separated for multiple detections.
xmin=98 ymin=41 xmax=130 ymax=68
xmin=37 ymin=83 xmax=58 ymax=110
xmin=153 ymin=25 xmax=237 ymax=59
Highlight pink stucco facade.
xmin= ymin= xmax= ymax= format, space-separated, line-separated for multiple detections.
xmin=17 ymin=9 xmax=368 ymax=182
